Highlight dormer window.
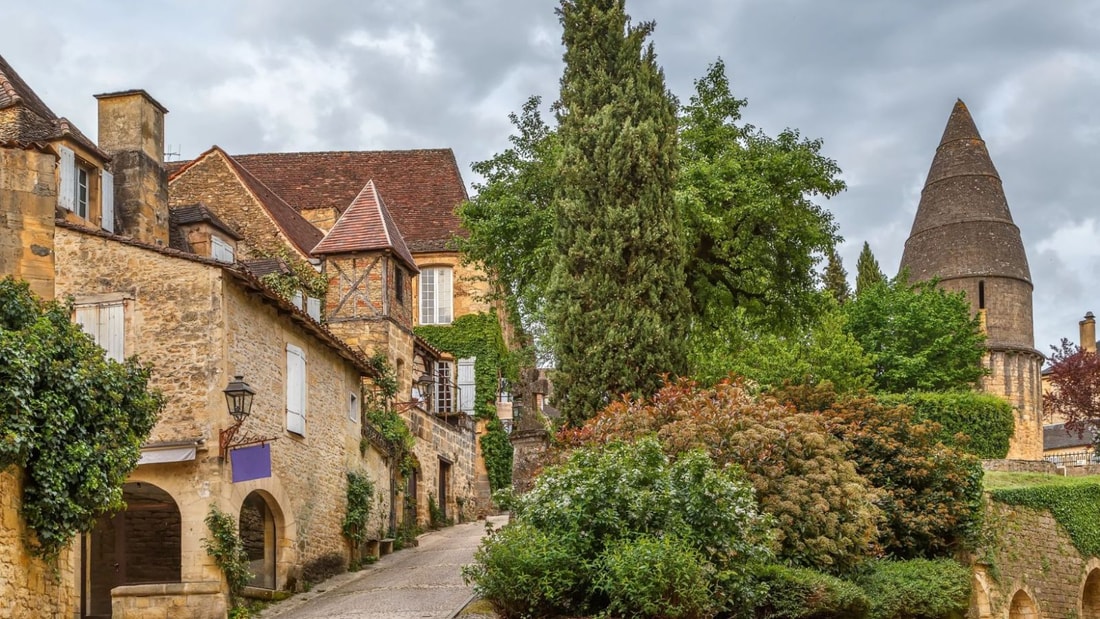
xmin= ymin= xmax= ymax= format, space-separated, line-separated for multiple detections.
xmin=210 ymin=235 xmax=235 ymax=263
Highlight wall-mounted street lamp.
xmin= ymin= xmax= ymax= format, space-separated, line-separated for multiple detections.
xmin=219 ymin=375 xmax=276 ymax=459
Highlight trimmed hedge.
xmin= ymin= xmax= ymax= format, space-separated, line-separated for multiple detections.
xmin=879 ymin=391 xmax=1014 ymax=459
xmin=856 ymin=559 xmax=972 ymax=619
xmin=751 ymin=564 xmax=869 ymax=619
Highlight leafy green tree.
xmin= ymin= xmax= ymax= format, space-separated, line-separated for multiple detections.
xmin=0 ymin=278 xmax=162 ymax=559
xmin=548 ymin=0 xmax=688 ymax=426
xmin=1045 ymin=338 xmax=1100 ymax=438
xmin=455 ymin=96 xmax=558 ymax=337
xmin=844 ymin=275 xmax=986 ymax=393
xmin=854 ymin=242 xmax=885 ymax=296
xmin=679 ymin=59 xmax=843 ymax=332
xmin=824 ymin=249 xmax=852 ymax=304
xmin=690 ymin=301 xmax=873 ymax=393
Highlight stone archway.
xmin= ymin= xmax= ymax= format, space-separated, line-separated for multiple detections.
xmin=1010 ymin=589 xmax=1039 ymax=619
xmin=239 ymin=491 xmax=279 ymax=590
xmin=85 ymin=482 xmax=181 ymax=618
xmin=1083 ymin=569 xmax=1100 ymax=619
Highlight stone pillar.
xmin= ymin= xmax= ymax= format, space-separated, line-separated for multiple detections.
xmin=95 ymin=90 xmax=169 ymax=245
xmin=509 ymin=425 xmax=549 ymax=495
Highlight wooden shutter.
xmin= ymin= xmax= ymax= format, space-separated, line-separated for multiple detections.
xmin=211 ymin=236 xmax=234 ymax=263
xmin=104 ymin=303 xmax=124 ymax=362
xmin=100 ymin=170 xmax=115 ymax=232
xmin=457 ymin=357 xmax=476 ymax=413
xmin=306 ymin=297 xmax=322 ymax=321
xmin=74 ymin=305 xmax=97 ymax=341
xmin=58 ymin=146 xmax=75 ymax=211
xmin=286 ymin=344 xmax=306 ymax=435
xmin=291 ymin=291 xmax=304 ymax=310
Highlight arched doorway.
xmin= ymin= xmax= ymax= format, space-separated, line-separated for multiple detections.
xmin=85 ymin=482 xmax=181 ymax=618
xmin=1009 ymin=589 xmax=1039 ymax=619
xmin=240 ymin=492 xmax=277 ymax=589
xmin=1084 ymin=569 xmax=1100 ymax=619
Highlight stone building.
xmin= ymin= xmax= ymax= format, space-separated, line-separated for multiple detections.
xmin=0 ymin=52 xmax=485 ymax=618
xmin=900 ymin=99 xmax=1044 ymax=459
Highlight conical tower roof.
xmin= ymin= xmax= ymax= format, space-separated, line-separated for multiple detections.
xmin=900 ymin=99 xmax=1031 ymax=286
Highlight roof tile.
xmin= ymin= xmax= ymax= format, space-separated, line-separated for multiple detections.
xmin=313 ymin=180 xmax=419 ymax=272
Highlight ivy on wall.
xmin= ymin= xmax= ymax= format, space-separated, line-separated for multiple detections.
xmin=362 ymin=354 xmax=415 ymax=475
xmin=415 ymin=312 xmax=517 ymax=492
xmin=0 ymin=278 xmax=163 ymax=560
xmin=991 ymin=480 xmax=1100 ymax=558
xmin=879 ymin=391 xmax=1015 ymax=459
xmin=253 ymin=247 xmax=328 ymax=301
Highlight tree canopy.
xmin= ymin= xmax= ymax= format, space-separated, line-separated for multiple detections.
xmin=855 ymin=241 xmax=885 ymax=297
xmin=843 ymin=275 xmax=986 ymax=393
xmin=547 ymin=0 xmax=689 ymax=425
xmin=1045 ymin=338 xmax=1100 ymax=440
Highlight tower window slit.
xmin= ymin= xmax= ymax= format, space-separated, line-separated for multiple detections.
xmin=978 ymin=280 xmax=985 ymax=309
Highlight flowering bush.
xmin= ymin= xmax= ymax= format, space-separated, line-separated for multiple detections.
xmin=464 ymin=437 xmax=772 ymax=617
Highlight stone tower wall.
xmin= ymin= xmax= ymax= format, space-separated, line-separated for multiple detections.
xmin=984 ymin=349 xmax=1044 ymax=459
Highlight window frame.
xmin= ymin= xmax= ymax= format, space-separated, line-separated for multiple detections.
xmin=419 ymin=266 xmax=453 ymax=325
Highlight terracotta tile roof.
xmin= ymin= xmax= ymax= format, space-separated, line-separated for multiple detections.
xmin=241 ymin=257 xmax=292 ymax=279
xmin=170 ymin=203 xmax=242 ymax=240
xmin=0 ymin=53 xmax=57 ymax=119
xmin=231 ymin=150 xmax=469 ymax=253
xmin=173 ymin=147 xmax=325 ymax=259
xmin=312 ymin=180 xmax=419 ymax=272
xmin=0 ymin=54 xmax=107 ymax=160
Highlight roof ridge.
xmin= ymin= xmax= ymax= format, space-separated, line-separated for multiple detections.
xmin=0 ymin=53 xmax=58 ymax=119
xmin=312 ymin=179 xmax=418 ymax=271
xmin=234 ymin=147 xmax=455 ymax=157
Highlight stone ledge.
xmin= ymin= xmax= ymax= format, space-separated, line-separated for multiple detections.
xmin=113 ymin=581 xmax=223 ymax=597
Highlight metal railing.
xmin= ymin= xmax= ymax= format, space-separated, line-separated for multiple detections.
xmin=1045 ymin=450 xmax=1099 ymax=467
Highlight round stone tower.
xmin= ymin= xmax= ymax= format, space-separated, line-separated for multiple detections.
xmin=900 ymin=99 xmax=1043 ymax=459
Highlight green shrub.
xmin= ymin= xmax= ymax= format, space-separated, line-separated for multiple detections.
xmin=462 ymin=522 xmax=587 ymax=619
xmin=467 ymin=437 xmax=772 ymax=617
xmin=879 ymin=391 xmax=1014 ymax=459
xmin=856 ymin=559 xmax=971 ymax=619
xmin=202 ymin=505 xmax=252 ymax=604
xmin=749 ymin=564 xmax=869 ymax=619
xmin=596 ymin=535 xmax=715 ymax=619
xmin=990 ymin=480 xmax=1100 ymax=558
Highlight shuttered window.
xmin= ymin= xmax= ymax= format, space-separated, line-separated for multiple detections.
xmin=58 ymin=146 xmax=75 ymax=211
xmin=286 ymin=344 xmax=306 ymax=435
xmin=457 ymin=357 xmax=476 ymax=413
xmin=419 ymin=267 xmax=453 ymax=325
xmin=101 ymin=170 xmax=114 ymax=232
xmin=74 ymin=301 xmax=125 ymax=362
xmin=306 ymin=297 xmax=322 ymax=322
xmin=210 ymin=235 xmax=235 ymax=263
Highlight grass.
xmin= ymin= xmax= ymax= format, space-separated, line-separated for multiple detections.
xmin=982 ymin=470 xmax=1100 ymax=491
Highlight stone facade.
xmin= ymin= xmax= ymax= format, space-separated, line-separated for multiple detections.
xmin=0 ymin=469 xmax=75 ymax=619
xmin=0 ymin=145 xmax=57 ymax=299
xmin=972 ymin=501 xmax=1100 ymax=619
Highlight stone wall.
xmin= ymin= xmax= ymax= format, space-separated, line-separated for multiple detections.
xmin=112 ymin=581 xmax=226 ymax=619
xmin=972 ymin=500 xmax=1100 ymax=619
xmin=984 ymin=349 xmax=1045 ymax=460
xmin=982 ymin=459 xmax=1057 ymax=474
xmin=405 ymin=409 xmax=478 ymax=525
xmin=0 ymin=468 xmax=75 ymax=619
xmin=0 ymin=146 xmax=57 ymax=299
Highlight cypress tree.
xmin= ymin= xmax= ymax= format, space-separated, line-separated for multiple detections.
xmin=548 ymin=0 xmax=688 ymax=427
xmin=855 ymin=241 xmax=886 ymax=296
xmin=823 ymin=249 xmax=851 ymax=304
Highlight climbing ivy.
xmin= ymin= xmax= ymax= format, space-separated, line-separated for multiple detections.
xmin=254 ymin=247 xmax=328 ymax=301
xmin=0 ymin=278 xmax=163 ymax=560
xmin=991 ymin=480 xmax=1100 ymax=558
xmin=342 ymin=471 xmax=376 ymax=546
xmin=363 ymin=354 xmax=416 ymax=474
xmin=203 ymin=505 xmax=252 ymax=604
xmin=415 ymin=312 xmax=517 ymax=492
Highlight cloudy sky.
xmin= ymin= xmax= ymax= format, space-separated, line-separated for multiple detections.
xmin=3 ymin=0 xmax=1098 ymax=353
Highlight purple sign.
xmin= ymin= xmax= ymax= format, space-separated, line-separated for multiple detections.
xmin=231 ymin=443 xmax=272 ymax=483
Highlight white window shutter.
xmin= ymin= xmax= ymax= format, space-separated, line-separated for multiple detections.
xmin=105 ymin=303 xmax=124 ymax=362
xmin=291 ymin=290 xmax=304 ymax=309
xmin=58 ymin=146 xmax=75 ymax=211
xmin=100 ymin=170 xmax=115 ymax=232
xmin=286 ymin=345 xmax=306 ymax=435
xmin=457 ymin=357 xmax=476 ymax=413
xmin=306 ymin=297 xmax=322 ymax=321
xmin=211 ymin=236 xmax=235 ymax=263
xmin=439 ymin=268 xmax=453 ymax=324
xmin=75 ymin=305 xmax=97 ymax=339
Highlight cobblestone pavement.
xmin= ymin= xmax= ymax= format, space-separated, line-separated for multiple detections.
xmin=260 ymin=515 xmax=507 ymax=619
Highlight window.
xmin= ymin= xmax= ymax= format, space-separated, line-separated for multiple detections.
xmin=349 ymin=391 xmax=359 ymax=422
xmin=211 ymin=235 xmax=235 ymax=263
xmin=457 ymin=357 xmax=476 ymax=413
xmin=436 ymin=361 xmax=454 ymax=414
xmin=74 ymin=165 xmax=89 ymax=218
xmin=286 ymin=344 xmax=306 ymax=435
xmin=74 ymin=300 xmax=125 ymax=362
xmin=419 ymin=267 xmax=453 ymax=325
xmin=395 ymin=266 xmax=405 ymax=303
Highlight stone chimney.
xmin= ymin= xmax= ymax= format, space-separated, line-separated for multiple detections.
xmin=1081 ymin=312 xmax=1096 ymax=353
xmin=94 ymin=90 xmax=169 ymax=245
